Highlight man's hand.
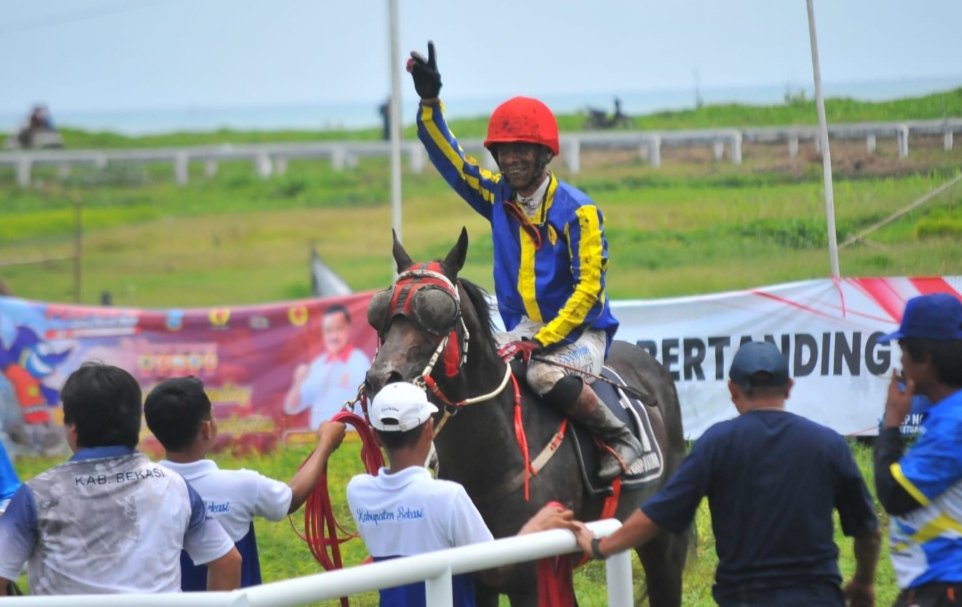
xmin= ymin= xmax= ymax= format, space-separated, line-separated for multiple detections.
xmin=292 ymin=363 xmax=310 ymax=383
xmin=572 ymin=521 xmax=596 ymax=557
xmin=882 ymin=369 xmax=914 ymax=429
xmin=406 ymin=41 xmax=442 ymax=101
xmin=518 ymin=503 xmax=576 ymax=535
xmin=318 ymin=420 xmax=346 ymax=453
xmin=499 ymin=338 xmax=542 ymax=365
xmin=843 ymin=578 xmax=875 ymax=607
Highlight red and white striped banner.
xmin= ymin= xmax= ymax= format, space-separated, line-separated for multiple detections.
xmin=610 ymin=277 xmax=962 ymax=438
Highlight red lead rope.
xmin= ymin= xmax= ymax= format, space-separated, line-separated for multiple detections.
xmin=290 ymin=410 xmax=385 ymax=606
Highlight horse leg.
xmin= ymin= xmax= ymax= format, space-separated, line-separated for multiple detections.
xmin=506 ymin=585 xmax=539 ymax=607
xmin=475 ymin=583 xmax=501 ymax=607
xmin=637 ymin=527 xmax=690 ymax=607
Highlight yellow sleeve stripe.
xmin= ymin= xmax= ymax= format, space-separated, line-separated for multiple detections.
xmin=891 ymin=462 xmax=931 ymax=507
xmin=421 ymin=104 xmax=496 ymax=204
xmin=910 ymin=513 xmax=962 ymax=545
xmin=518 ymin=221 xmax=542 ymax=322
xmin=536 ymin=205 xmax=604 ymax=346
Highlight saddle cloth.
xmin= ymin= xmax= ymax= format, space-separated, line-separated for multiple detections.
xmin=574 ymin=366 xmax=664 ymax=498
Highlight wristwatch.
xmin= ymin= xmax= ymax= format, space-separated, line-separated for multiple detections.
xmin=590 ymin=537 xmax=607 ymax=560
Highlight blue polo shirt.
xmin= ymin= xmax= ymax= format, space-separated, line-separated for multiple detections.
xmin=641 ymin=409 xmax=878 ymax=607
xmin=0 ymin=442 xmax=20 ymax=507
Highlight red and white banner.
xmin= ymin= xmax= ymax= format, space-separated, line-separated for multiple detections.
xmin=610 ymin=276 xmax=962 ymax=439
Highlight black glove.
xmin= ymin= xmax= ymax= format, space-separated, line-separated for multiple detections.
xmin=406 ymin=41 xmax=442 ymax=100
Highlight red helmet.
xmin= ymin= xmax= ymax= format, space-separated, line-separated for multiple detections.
xmin=483 ymin=96 xmax=559 ymax=156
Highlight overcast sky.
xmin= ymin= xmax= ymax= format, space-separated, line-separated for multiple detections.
xmin=2 ymin=0 xmax=961 ymax=113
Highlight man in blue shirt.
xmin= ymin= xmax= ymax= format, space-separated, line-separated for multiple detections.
xmin=0 ymin=441 xmax=22 ymax=595
xmin=575 ymin=341 xmax=881 ymax=607
xmin=0 ymin=441 xmax=19 ymax=514
xmin=874 ymin=293 xmax=962 ymax=607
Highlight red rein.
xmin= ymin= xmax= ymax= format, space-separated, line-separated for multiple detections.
xmin=291 ymin=409 xmax=384 ymax=607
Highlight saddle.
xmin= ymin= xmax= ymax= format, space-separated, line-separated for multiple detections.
xmin=508 ymin=359 xmax=665 ymax=498
xmin=575 ymin=366 xmax=664 ymax=497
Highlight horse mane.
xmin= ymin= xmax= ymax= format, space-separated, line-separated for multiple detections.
xmin=458 ymin=278 xmax=496 ymax=345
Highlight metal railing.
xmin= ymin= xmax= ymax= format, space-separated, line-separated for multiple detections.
xmin=2 ymin=118 xmax=960 ymax=185
xmin=1 ymin=519 xmax=631 ymax=607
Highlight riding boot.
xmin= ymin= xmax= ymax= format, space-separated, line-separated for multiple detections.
xmin=565 ymin=381 xmax=644 ymax=482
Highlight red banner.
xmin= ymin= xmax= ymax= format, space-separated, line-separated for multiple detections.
xmin=0 ymin=293 xmax=377 ymax=457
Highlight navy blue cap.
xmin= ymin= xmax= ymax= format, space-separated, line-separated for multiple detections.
xmin=729 ymin=341 xmax=790 ymax=387
xmin=880 ymin=293 xmax=962 ymax=343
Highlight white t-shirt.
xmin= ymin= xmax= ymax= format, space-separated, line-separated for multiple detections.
xmin=159 ymin=459 xmax=292 ymax=541
xmin=347 ymin=466 xmax=493 ymax=557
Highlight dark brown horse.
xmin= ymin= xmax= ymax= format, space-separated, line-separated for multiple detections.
xmin=365 ymin=229 xmax=690 ymax=607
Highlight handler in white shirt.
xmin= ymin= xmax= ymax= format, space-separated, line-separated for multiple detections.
xmin=145 ymin=375 xmax=346 ymax=591
xmin=347 ymin=382 xmax=576 ymax=607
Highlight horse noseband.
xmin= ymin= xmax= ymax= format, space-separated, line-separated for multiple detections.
xmin=368 ymin=262 xmax=470 ymax=379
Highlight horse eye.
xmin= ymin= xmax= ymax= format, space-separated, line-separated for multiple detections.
xmin=366 ymin=288 xmax=394 ymax=332
xmin=411 ymin=288 xmax=459 ymax=336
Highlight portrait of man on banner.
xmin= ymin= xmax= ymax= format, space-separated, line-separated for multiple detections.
xmin=283 ymin=303 xmax=370 ymax=431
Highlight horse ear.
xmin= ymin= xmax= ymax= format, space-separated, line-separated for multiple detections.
xmin=442 ymin=227 xmax=469 ymax=276
xmin=392 ymin=229 xmax=415 ymax=272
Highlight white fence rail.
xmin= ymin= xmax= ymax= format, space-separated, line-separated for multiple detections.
xmin=1 ymin=519 xmax=630 ymax=607
xmin=2 ymin=119 xmax=960 ymax=186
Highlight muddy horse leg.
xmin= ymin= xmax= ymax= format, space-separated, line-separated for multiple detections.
xmin=637 ymin=527 xmax=690 ymax=607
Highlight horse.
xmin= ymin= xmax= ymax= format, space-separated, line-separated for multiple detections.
xmin=364 ymin=228 xmax=691 ymax=607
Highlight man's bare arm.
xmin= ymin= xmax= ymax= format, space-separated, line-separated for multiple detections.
xmin=205 ymin=547 xmax=242 ymax=591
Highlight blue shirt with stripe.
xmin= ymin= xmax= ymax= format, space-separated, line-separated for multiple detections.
xmin=416 ymin=102 xmax=619 ymax=352
xmin=889 ymin=388 xmax=962 ymax=587
xmin=0 ymin=441 xmax=20 ymax=504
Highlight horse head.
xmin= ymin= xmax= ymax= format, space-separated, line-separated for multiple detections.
xmin=364 ymin=228 xmax=500 ymax=405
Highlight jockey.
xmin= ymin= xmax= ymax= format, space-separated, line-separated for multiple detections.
xmin=407 ymin=41 xmax=643 ymax=481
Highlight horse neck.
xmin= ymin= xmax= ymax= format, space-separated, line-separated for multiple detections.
xmin=433 ymin=344 xmax=523 ymax=491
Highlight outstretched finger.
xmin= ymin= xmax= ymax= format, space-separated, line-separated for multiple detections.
xmin=427 ymin=41 xmax=436 ymax=68
xmin=889 ymin=368 xmax=900 ymax=387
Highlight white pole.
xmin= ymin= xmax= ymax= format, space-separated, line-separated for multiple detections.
xmin=805 ymin=0 xmax=841 ymax=278
xmin=388 ymin=0 xmax=403 ymax=266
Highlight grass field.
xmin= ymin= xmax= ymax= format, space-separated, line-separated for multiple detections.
xmin=1 ymin=137 xmax=961 ymax=306
xmin=11 ymin=441 xmax=896 ymax=607
xmin=3 ymin=90 xmax=961 ymax=605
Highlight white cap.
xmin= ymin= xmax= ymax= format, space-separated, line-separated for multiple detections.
xmin=370 ymin=382 xmax=439 ymax=432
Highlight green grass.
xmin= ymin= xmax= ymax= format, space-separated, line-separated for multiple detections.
xmin=2 ymin=149 xmax=961 ymax=307
xmin=11 ymin=441 xmax=898 ymax=607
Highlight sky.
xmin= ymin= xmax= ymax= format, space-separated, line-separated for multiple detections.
xmin=2 ymin=0 xmax=962 ymax=114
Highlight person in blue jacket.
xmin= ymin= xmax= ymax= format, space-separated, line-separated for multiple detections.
xmin=874 ymin=293 xmax=962 ymax=606
xmin=406 ymin=41 xmax=642 ymax=480
xmin=0 ymin=441 xmax=20 ymax=514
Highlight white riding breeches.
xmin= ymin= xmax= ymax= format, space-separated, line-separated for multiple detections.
xmin=498 ymin=317 xmax=607 ymax=396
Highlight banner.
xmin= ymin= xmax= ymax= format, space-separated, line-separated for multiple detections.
xmin=0 ymin=294 xmax=377 ymax=457
xmin=2 ymin=276 xmax=959 ymax=457
xmin=611 ymin=276 xmax=962 ymax=439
